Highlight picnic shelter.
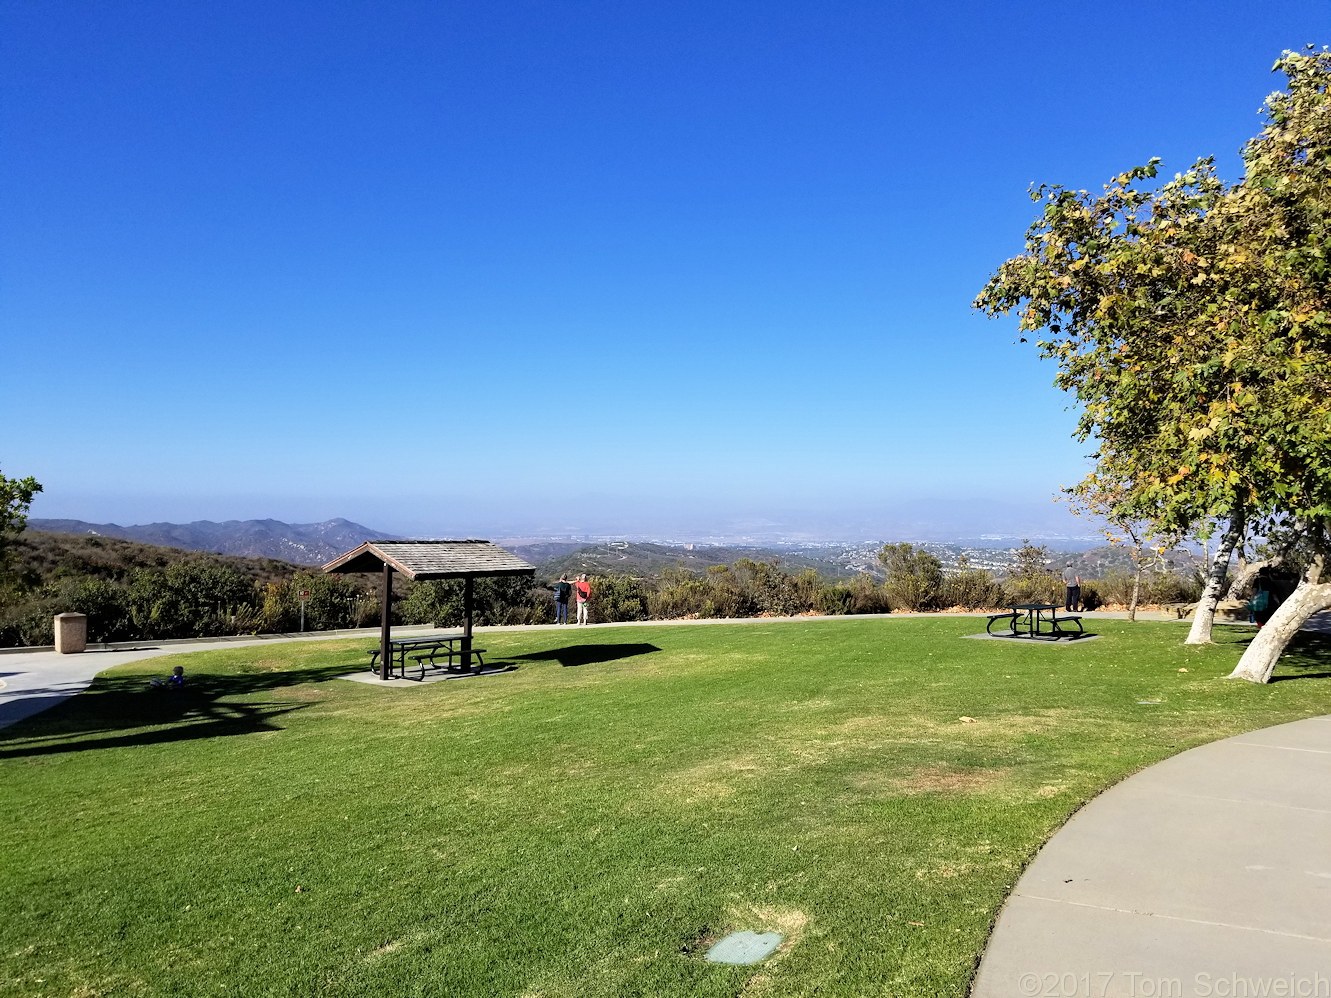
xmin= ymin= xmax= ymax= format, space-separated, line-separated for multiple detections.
xmin=322 ymin=539 xmax=536 ymax=681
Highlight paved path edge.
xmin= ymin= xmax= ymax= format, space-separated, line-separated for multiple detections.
xmin=970 ymin=714 xmax=1331 ymax=998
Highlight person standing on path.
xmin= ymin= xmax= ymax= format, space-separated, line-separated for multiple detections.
xmin=575 ymin=574 xmax=591 ymax=625
xmin=554 ymin=574 xmax=572 ymax=625
xmin=1062 ymin=562 xmax=1081 ymax=612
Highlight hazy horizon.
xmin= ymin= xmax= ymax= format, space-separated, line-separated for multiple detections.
xmin=29 ymin=491 xmax=1108 ymax=548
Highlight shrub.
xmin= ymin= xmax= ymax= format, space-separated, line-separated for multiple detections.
xmin=1077 ymin=581 xmax=1103 ymax=611
xmin=879 ymin=544 xmax=944 ymax=611
xmin=0 ymin=590 xmax=60 ymax=646
xmin=68 ymin=578 xmax=135 ymax=642
xmin=1002 ymin=574 xmax=1064 ymax=606
xmin=1003 ymin=540 xmax=1063 ymax=606
xmin=1149 ymin=573 xmax=1195 ymax=604
xmin=126 ymin=562 xmax=259 ymax=639
xmin=260 ymin=572 xmax=375 ymax=633
xmin=940 ymin=568 xmax=1003 ymax=610
xmin=588 ymin=575 xmax=650 ymax=623
xmin=649 ymin=569 xmax=713 ymax=619
xmin=396 ymin=576 xmax=543 ymax=628
xmin=817 ymin=584 xmax=856 ymax=615
xmin=848 ymin=574 xmax=892 ymax=614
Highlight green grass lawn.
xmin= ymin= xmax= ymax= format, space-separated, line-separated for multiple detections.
xmin=4 ymin=618 xmax=1331 ymax=997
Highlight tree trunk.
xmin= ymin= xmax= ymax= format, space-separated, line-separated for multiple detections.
xmin=1225 ymin=558 xmax=1272 ymax=602
xmin=1129 ymin=552 xmax=1142 ymax=623
xmin=1228 ymin=580 xmax=1331 ymax=683
xmin=1185 ymin=509 xmax=1245 ymax=645
xmin=1223 ymin=522 xmax=1304 ymax=600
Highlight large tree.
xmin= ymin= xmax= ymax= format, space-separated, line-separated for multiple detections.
xmin=975 ymin=48 xmax=1331 ymax=681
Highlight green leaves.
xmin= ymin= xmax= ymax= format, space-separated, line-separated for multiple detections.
xmin=975 ymin=47 xmax=1331 ymax=544
xmin=0 ymin=468 xmax=43 ymax=586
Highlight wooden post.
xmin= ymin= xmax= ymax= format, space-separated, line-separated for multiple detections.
xmin=380 ymin=562 xmax=392 ymax=681
xmin=462 ymin=575 xmax=474 ymax=671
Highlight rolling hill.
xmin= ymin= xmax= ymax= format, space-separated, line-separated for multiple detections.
xmin=26 ymin=517 xmax=394 ymax=565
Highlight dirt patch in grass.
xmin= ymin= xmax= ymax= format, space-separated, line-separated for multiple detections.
xmin=362 ymin=929 xmax=429 ymax=962
xmin=739 ymin=905 xmax=808 ymax=944
xmin=827 ymin=709 xmax=1099 ymax=747
xmin=658 ymin=755 xmax=763 ymax=803
xmin=277 ymin=686 xmax=330 ymax=702
xmin=240 ymin=658 xmax=290 ymax=673
xmin=860 ymin=764 xmax=1012 ymax=796
xmin=366 ymin=938 xmax=402 ymax=959
xmin=946 ymin=708 xmax=1086 ymax=736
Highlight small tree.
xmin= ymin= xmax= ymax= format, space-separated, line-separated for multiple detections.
xmin=879 ymin=543 xmax=943 ymax=611
xmin=1005 ymin=540 xmax=1062 ymax=605
xmin=0 ymin=467 xmax=42 ymax=586
xmin=1063 ymin=475 xmax=1177 ymax=621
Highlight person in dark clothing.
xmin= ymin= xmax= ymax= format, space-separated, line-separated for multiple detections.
xmin=554 ymin=574 xmax=572 ymax=625
xmin=1062 ymin=562 xmax=1081 ymax=612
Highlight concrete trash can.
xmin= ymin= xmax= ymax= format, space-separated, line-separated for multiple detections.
xmin=54 ymin=612 xmax=88 ymax=654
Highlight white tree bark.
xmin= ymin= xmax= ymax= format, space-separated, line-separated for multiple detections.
xmin=1224 ymin=559 xmax=1270 ymax=601
xmin=1129 ymin=556 xmax=1142 ymax=622
xmin=1185 ymin=510 xmax=1245 ymax=645
xmin=1224 ymin=519 xmax=1306 ymax=600
xmin=1228 ymin=580 xmax=1331 ymax=683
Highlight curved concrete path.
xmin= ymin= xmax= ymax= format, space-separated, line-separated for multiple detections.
xmin=973 ymin=715 xmax=1331 ymax=998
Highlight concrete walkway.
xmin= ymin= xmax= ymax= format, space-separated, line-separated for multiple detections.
xmin=972 ymin=715 xmax=1331 ymax=998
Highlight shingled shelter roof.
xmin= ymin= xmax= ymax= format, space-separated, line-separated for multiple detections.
xmin=322 ymin=540 xmax=535 ymax=580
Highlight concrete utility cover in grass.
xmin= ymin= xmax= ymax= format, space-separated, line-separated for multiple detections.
xmin=705 ymin=931 xmax=783 ymax=965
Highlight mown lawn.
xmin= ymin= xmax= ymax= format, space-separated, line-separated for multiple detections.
xmin=3 ymin=618 xmax=1330 ymax=997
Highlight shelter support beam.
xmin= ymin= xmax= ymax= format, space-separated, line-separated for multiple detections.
xmin=462 ymin=576 xmax=474 ymax=671
xmin=380 ymin=564 xmax=392 ymax=682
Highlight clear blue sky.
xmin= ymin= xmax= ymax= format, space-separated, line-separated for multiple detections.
xmin=4 ymin=1 xmax=1328 ymax=540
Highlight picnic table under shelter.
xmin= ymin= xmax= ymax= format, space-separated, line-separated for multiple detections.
xmin=322 ymin=539 xmax=535 ymax=681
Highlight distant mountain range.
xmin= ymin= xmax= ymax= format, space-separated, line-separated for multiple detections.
xmin=27 ymin=517 xmax=397 ymax=565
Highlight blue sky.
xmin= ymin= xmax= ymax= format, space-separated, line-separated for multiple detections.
xmin=4 ymin=1 xmax=1329 ymax=540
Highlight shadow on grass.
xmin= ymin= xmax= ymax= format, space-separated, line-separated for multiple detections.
xmin=0 ymin=664 xmax=351 ymax=759
xmin=1270 ymin=632 xmax=1331 ymax=682
xmin=510 ymin=642 xmax=662 ymax=668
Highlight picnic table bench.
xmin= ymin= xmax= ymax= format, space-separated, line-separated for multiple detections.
xmin=987 ymin=603 xmax=1083 ymax=639
xmin=367 ymin=634 xmax=487 ymax=680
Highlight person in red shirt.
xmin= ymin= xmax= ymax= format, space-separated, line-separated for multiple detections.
xmin=575 ymin=574 xmax=591 ymax=625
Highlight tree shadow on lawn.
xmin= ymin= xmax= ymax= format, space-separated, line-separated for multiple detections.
xmin=509 ymin=642 xmax=662 ymax=668
xmin=1269 ymin=632 xmax=1331 ymax=682
xmin=0 ymin=664 xmax=351 ymax=759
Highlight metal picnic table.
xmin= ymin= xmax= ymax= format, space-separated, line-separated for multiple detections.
xmin=986 ymin=602 xmax=1084 ymax=639
xmin=367 ymin=633 xmax=485 ymax=679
